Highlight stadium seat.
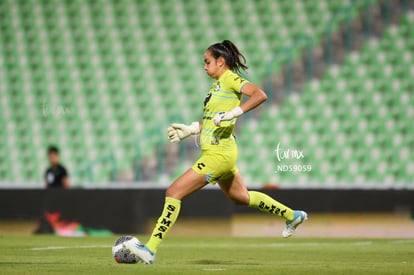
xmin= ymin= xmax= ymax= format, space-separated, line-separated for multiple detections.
xmin=237 ymin=12 xmax=414 ymax=187
xmin=0 ymin=0 xmax=396 ymax=186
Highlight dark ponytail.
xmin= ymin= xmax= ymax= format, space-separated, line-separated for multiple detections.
xmin=207 ymin=40 xmax=248 ymax=74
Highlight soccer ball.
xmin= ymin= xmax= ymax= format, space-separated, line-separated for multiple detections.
xmin=112 ymin=236 xmax=139 ymax=264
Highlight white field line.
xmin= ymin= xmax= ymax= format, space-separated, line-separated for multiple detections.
xmin=163 ymin=241 xmax=374 ymax=248
xmin=29 ymin=239 xmax=414 ymax=251
xmin=389 ymin=239 xmax=414 ymax=244
xmin=31 ymin=245 xmax=111 ymax=251
xmin=29 ymin=241 xmax=368 ymax=251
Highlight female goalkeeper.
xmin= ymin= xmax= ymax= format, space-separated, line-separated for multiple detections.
xmin=125 ymin=40 xmax=307 ymax=264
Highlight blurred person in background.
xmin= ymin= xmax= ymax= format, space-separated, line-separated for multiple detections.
xmin=45 ymin=146 xmax=69 ymax=189
xmin=34 ymin=145 xmax=70 ymax=234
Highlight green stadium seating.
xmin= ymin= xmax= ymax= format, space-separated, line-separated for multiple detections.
xmin=238 ymin=12 xmax=414 ymax=188
xmin=1 ymin=0 xmax=405 ymax=187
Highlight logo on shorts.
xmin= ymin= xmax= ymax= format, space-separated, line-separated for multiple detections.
xmin=197 ymin=162 xmax=206 ymax=170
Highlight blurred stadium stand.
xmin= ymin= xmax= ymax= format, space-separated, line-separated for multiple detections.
xmin=239 ymin=10 xmax=414 ymax=188
xmin=0 ymin=0 xmax=413 ymax=188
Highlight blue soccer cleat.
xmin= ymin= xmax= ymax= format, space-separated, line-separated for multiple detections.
xmin=282 ymin=210 xmax=308 ymax=238
xmin=123 ymin=238 xmax=156 ymax=264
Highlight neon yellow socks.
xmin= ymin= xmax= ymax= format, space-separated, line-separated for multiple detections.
xmin=146 ymin=193 xmax=292 ymax=252
xmin=146 ymin=197 xmax=181 ymax=253
xmin=248 ymin=191 xmax=294 ymax=221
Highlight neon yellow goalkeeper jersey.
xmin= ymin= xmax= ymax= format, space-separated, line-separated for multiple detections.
xmin=200 ymin=70 xmax=249 ymax=151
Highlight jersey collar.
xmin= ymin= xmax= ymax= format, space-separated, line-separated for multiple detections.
xmin=218 ymin=69 xmax=231 ymax=82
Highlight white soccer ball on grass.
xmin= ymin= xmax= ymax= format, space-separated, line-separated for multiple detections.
xmin=112 ymin=236 xmax=140 ymax=264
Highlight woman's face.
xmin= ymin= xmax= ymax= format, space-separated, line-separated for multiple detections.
xmin=204 ymin=50 xmax=223 ymax=79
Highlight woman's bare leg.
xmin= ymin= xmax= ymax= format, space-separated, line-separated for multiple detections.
xmin=218 ymin=172 xmax=250 ymax=205
xmin=166 ymin=168 xmax=208 ymax=200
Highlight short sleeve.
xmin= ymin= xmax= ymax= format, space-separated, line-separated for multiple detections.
xmin=227 ymin=72 xmax=249 ymax=93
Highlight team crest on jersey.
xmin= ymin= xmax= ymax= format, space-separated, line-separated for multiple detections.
xmin=214 ymin=82 xmax=220 ymax=91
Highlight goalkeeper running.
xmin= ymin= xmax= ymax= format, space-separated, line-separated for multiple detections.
xmin=125 ymin=40 xmax=307 ymax=264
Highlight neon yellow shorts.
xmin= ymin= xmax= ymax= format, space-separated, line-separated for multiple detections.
xmin=191 ymin=149 xmax=239 ymax=184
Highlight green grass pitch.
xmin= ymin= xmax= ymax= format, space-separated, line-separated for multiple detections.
xmin=0 ymin=235 xmax=413 ymax=274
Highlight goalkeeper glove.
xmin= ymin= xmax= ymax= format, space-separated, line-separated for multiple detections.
xmin=213 ymin=106 xmax=244 ymax=127
xmin=167 ymin=122 xmax=200 ymax=143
